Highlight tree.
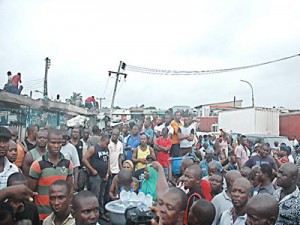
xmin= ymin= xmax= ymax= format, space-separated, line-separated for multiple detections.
xmin=66 ymin=92 xmax=83 ymax=106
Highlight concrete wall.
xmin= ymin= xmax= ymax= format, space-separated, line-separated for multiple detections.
xmin=199 ymin=116 xmax=218 ymax=132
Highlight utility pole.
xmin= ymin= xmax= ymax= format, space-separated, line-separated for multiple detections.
xmin=109 ymin=61 xmax=127 ymax=119
xmin=97 ymin=97 xmax=106 ymax=111
xmin=44 ymin=57 xmax=51 ymax=97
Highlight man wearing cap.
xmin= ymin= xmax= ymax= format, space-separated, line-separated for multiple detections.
xmin=0 ymin=126 xmax=19 ymax=190
xmin=273 ymin=145 xmax=290 ymax=168
xmin=199 ymin=148 xmax=222 ymax=178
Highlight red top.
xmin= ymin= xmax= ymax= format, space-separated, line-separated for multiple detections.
xmin=11 ymin=75 xmax=21 ymax=87
xmin=85 ymin=96 xmax=95 ymax=102
xmin=156 ymin=136 xmax=172 ymax=167
xmin=200 ymin=179 xmax=212 ymax=201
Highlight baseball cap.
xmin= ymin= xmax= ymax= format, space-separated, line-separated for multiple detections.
xmin=280 ymin=146 xmax=288 ymax=152
xmin=0 ymin=127 xmax=12 ymax=140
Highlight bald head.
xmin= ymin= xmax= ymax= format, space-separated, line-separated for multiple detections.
xmin=208 ymin=161 xmax=218 ymax=169
xmin=281 ymin=162 xmax=298 ymax=177
xmin=188 ymin=199 xmax=215 ymax=225
xmin=231 ymin=178 xmax=252 ymax=208
xmin=277 ymin=162 xmax=299 ymax=189
xmin=27 ymin=125 xmax=37 ymax=134
xmin=8 ymin=140 xmax=17 ymax=148
xmin=180 ymin=157 xmax=194 ymax=174
xmin=118 ymin=169 xmax=133 ymax=187
xmin=246 ymin=194 xmax=279 ymax=225
xmin=186 ymin=165 xmax=202 ymax=180
xmin=233 ymin=177 xmax=252 ymax=190
xmin=111 ymin=128 xmax=120 ymax=142
xmin=225 ymin=170 xmax=242 ymax=188
xmin=240 ymin=166 xmax=252 ymax=178
xmin=208 ymin=161 xmax=220 ymax=176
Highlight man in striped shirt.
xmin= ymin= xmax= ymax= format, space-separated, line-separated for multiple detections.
xmin=28 ymin=129 xmax=73 ymax=222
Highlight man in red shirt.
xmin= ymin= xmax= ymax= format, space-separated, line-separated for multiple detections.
xmin=84 ymin=96 xmax=95 ymax=109
xmin=11 ymin=73 xmax=22 ymax=94
xmin=155 ymin=127 xmax=172 ymax=176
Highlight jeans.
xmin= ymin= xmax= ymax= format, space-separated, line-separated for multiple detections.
xmin=163 ymin=167 xmax=169 ymax=177
xmin=85 ymin=102 xmax=93 ymax=109
xmin=78 ymin=168 xmax=89 ymax=191
xmin=89 ymin=174 xmax=107 ymax=214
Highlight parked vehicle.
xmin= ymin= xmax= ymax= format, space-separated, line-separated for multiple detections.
xmin=245 ymin=134 xmax=293 ymax=150
xmin=218 ymin=107 xmax=279 ymax=136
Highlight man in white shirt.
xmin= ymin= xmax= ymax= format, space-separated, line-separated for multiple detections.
xmin=211 ymin=170 xmax=242 ymax=225
xmin=81 ymin=128 xmax=90 ymax=157
xmin=108 ymin=129 xmax=123 ymax=177
xmin=219 ymin=178 xmax=251 ymax=225
xmin=60 ymin=131 xmax=80 ymax=191
xmin=0 ymin=127 xmax=19 ymax=190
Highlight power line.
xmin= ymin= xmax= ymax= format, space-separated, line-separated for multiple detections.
xmin=117 ymin=78 xmax=125 ymax=94
xmin=23 ymin=79 xmax=44 ymax=84
xmin=102 ymin=75 xmax=111 ymax=97
xmin=24 ymin=81 xmax=43 ymax=87
xmin=24 ymin=84 xmax=43 ymax=90
xmin=125 ymin=53 xmax=300 ymax=76
xmin=23 ymin=82 xmax=44 ymax=87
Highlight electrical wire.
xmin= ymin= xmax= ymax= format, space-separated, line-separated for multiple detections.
xmin=125 ymin=53 xmax=300 ymax=76
xmin=117 ymin=78 xmax=125 ymax=94
xmin=23 ymin=79 xmax=44 ymax=84
xmin=23 ymin=82 xmax=44 ymax=88
xmin=102 ymin=76 xmax=111 ymax=97
xmin=24 ymin=82 xmax=43 ymax=87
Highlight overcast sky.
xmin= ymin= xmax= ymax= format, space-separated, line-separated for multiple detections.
xmin=1 ymin=0 xmax=300 ymax=109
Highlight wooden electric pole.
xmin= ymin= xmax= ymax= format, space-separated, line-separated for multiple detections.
xmin=109 ymin=61 xmax=127 ymax=120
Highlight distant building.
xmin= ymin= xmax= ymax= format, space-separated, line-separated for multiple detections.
xmin=112 ymin=109 xmax=131 ymax=123
xmin=129 ymin=107 xmax=144 ymax=121
xmin=171 ymin=105 xmax=191 ymax=114
xmin=195 ymin=100 xmax=243 ymax=117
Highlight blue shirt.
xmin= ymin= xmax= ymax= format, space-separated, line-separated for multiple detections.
xmin=202 ymin=140 xmax=211 ymax=148
xmin=199 ymin=159 xmax=222 ymax=177
xmin=144 ymin=128 xmax=154 ymax=138
xmin=126 ymin=135 xmax=141 ymax=160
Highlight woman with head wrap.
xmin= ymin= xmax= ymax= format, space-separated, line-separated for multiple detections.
xmin=141 ymin=164 xmax=158 ymax=201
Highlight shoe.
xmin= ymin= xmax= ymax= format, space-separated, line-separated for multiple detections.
xmin=100 ymin=214 xmax=110 ymax=222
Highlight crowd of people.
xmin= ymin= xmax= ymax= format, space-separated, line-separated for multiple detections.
xmin=0 ymin=110 xmax=300 ymax=225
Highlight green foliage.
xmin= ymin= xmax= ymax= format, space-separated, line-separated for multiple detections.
xmin=66 ymin=92 xmax=83 ymax=106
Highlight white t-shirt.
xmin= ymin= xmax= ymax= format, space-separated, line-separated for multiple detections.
xmin=0 ymin=157 xmax=19 ymax=190
xmin=60 ymin=143 xmax=80 ymax=168
xmin=154 ymin=124 xmax=164 ymax=134
xmin=108 ymin=140 xmax=123 ymax=174
xmin=81 ymin=139 xmax=89 ymax=157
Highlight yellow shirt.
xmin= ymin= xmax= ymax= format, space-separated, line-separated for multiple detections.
xmin=171 ymin=120 xmax=182 ymax=144
xmin=136 ymin=145 xmax=150 ymax=170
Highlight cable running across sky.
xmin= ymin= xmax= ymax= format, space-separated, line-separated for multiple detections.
xmin=125 ymin=53 xmax=300 ymax=76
